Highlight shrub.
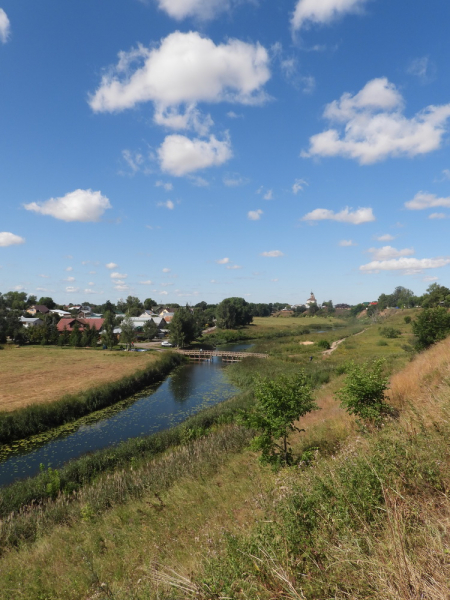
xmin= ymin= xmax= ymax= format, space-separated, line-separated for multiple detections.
xmin=317 ymin=339 xmax=331 ymax=349
xmin=412 ymin=307 xmax=450 ymax=350
xmin=335 ymin=359 xmax=393 ymax=426
xmin=379 ymin=326 xmax=401 ymax=339
xmin=404 ymin=315 xmax=412 ymax=324
xmin=377 ymin=339 xmax=388 ymax=346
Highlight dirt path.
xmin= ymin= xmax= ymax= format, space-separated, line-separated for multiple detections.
xmin=322 ymin=329 xmax=366 ymax=356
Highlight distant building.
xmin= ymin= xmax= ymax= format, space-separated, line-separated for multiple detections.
xmin=56 ymin=317 xmax=104 ymax=333
xmin=305 ymin=292 xmax=317 ymax=308
xmin=27 ymin=305 xmax=50 ymax=316
xmin=20 ymin=317 xmax=44 ymax=328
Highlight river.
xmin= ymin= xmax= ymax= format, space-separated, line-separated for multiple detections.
xmin=0 ymin=343 xmax=252 ymax=488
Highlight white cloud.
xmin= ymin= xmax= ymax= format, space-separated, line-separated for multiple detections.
xmin=407 ymin=56 xmax=436 ymax=84
xmin=441 ymin=169 xmax=450 ymax=181
xmin=227 ymin=111 xmax=242 ymax=119
xmin=89 ymin=32 xmax=271 ymax=123
xmin=88 ymin=282 xmax=95 ymax=286
xmin=429 ymin=212 xmax=447 ymax=220
xmin=114 ymin=284 xmax=129 ymax=291
xmin=223 ymin=173 xmax=249 ymax=187
xmin=39 ymin=274 xmax=50 ymax=278
xmin=303 ymin=78 xmax=450 ymax=164
xmin=156 ymin=0 xmax=240 ymax=21
xmin=139 ymin=280 xmax=153 ymax=284
xmin=0 ymin=9 xmax=10 ymax=44
xmin=367 ymin=246 xmax=415 ymax=260
xmin=106 ymin=262 xmax=118 ymax=269
xmin=271 ymin=278 xmax=279 ymax=282
xmin=260 ymin=250 xmax=284 ymax=257
xmin=226 ymin=264 xmax=242 ymax=269
xmin=374 ymin=233 xmax=394 ymax=241
xmin=110 ymin=272 xmax=128 ymax=279
xmin=405 ymin=191 xmax=450 ymax=210
xmin=160 ymin=290 xmax=169 ymax=295
xmin=263 ymin=189 xmax=274 ymax=200
xmin=248 ymin=209 xmax=263 ymax=221
xmin=0 ymin=232 xmax=25 ymax=247
xmin=36 ymin=287 xmax=49 ymax=292
xmin=292 ymin=0 xmax=369 ymax=31
xmin=89 ymin=271 xmax=96 ymax=274
xmin=423 ymin=276 xmax=439 ymax=282
xmin=158 ymin=134 xmax=232 ymax=176
xmin=155 ymin=180 xmax=173 ymax=191
xmin=216 ymin=257 xmax=230 ymax=264
xmin=360 ymin=257 xmax=450 ymax=274
xmin=114 ymin=280 xmax=126 ymax=285
xmin=162 ymin=267 xmax=171 ymax=272
xmin=24 ymin=189 xmax=111 ymax=222
xmin=302 ymin=207 xmax=375 ymax=224
xmin=84 ymin=289 xmax=97 ymax=294
xmin=65 ymin=266 xmax=73 ymax=272
xmin=66 ymin=286 xmax=79 ymax=293
xmin=154 ymin=104 xmax=214 ymax=135
xmin=65 ymin=276 xmax=76 ymax=282
xmin=292 ymin=179 xmax=308 ymax=194
xmin=157 ymin=199 xmax=175 ymax=209
xmin=339 ymin=239 xmax=357 ymax=246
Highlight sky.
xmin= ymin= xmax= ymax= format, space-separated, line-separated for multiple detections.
xmin=0 ymin=0 xmax=449 ymax=306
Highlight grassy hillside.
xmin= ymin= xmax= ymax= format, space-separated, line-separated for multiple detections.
xmin=1 ymin=310 xmax=449 ymax=599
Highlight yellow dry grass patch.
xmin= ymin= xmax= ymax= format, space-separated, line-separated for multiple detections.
xmin=0 ymin=346 xmax=160 ymax=412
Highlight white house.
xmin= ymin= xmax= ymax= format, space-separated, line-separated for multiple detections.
xmin=50 ymin=309 xmax=71 ymax=317
xmin=20 ymin=317 xmax=44 ymax=328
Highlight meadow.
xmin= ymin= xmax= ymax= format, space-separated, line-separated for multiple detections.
xmin=0 ymin=345 xmax=162 ymax=412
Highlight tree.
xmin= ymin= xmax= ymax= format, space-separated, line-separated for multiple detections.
xmin=101 ymin=311 xmax=117 ymax=350
xmin=421 ymin=283 xmax=450 ymax=308
xmin=240 ymin=373 xmax=318 ymax=466
xmin=336 ymin=359 xmax=392 ymax=426
xmin=412 ymin=307 xmax=450 ymax=350
xmin=38 ymin=296 xmax=56 ymax=310
xmin=143 ymin=319 xmax=159 ymax=340
xmin=169 ymin=307 xmax=201 ymax=348
xmin=120 ymin=315 xmax=136 ymax=350
xmin=69 ymin=323 xmax=82 ymax=347
xmin=100 ymin=300 xmax=116 ymax=314
xmin=216 ymin=297 xmax=253 ymax=329
xmin=144 ymin=298 xmax=157 ymax=311
xmin=308 ymin=303 xmax=319 ymax=316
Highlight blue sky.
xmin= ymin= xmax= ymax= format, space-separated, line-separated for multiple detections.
xmin=1 ymin=0 xmax=449 ymax=306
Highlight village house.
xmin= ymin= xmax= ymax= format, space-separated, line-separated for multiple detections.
xmin=26 ymin=305 xmax=50 ymax=316
xmin=56 ymin=317 xmax=105 ymax=334
xmin=20 ymin=317 xmax=44 ymax=328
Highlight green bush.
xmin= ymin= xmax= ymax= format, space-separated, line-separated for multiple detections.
xmin=335 ymin=359 xmax=393 ymax=426
xmin=377 ymin=339 xmax=388 ymax=346
xmin=412 ymin=307 xmax=450 ymax=350
xmin=379 ymin=326 xmax=401 ymax=339
xmin=404 ymin=315 xmax=412 ymax=324
xmin=317 ymin=339 xmax=331 ymax=349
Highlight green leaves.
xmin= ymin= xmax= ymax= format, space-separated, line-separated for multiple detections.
xmin=412 ymin=307 xmax=450 ymax=350
xmin=240 ymin=372 xmax=318 ymax=466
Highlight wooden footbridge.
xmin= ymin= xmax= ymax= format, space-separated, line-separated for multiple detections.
xmin=176 ymin=349 xmax=268 ymax=361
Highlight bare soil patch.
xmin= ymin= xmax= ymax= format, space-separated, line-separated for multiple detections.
xmin=0 ymin=346 xmax=160 ymax=412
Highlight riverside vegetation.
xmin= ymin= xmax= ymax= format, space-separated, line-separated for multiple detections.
xmin=1 ymin=309 xmax=450 ymax=598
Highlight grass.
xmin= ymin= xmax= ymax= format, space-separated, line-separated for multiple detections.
xmin=0 ymin=345 xmax=162 ymax=412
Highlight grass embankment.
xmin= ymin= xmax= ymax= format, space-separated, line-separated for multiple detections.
xmin=0 ymin=345 xmax=165 ymax=412
xmin=0 ymin=352 xmax=185 ymax=444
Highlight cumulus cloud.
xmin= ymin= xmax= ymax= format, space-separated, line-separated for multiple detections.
xmin=66 ymin=286 xmax=79 ymax=293
xmin=260 ymin=250 xmax=284 ymax=257
xmin=158 ymin=134 xmax=232 ymax=176
xmin=292 ymin=0 xmax=369 ymax=31
xmin=248 ymin=209 xmax=263 ymax=221
xmin=114 ymin=284 xmax=129 ymax=291
xmin=263 ymin=189 xmax=274 ymax=200
xmin=64 ymin=276 xmax=76 ymax=282
xmin=65 ymin=267 xmax=73 ymax=272
xmin=0 ymin=232 xmax=25 ymax=247
xmin=429 ymin=213 xmax=447 ymax=220
xmin=374 ymin=233 xmax=395 ymax=242
xmin=302 ymin=207 xmax=375 ymax=224
xmin=24 ymin=189 xmax=111 ymax=222
xmin=360 ymin=257 xmax=450 ymax=274
xmin=292 ymin=179 xmax=308 ymax=194
xmin=405 ymin=192 xmax=450 ymax=211
xmin=226 ymin=264 xmax=242 ymax=269
xmin=303 ymin=78 xmax=450 ymax=164
xmin=216 ymin=257 xmax=229 ymax=264
xmin=0 ymin=9 xmax=10 ymax=44
xmin=110 ymin=272 xmax=128 ymax=279
xmin=339 ymin=239 xmax=357 ymax=246
xmin=367 ymin=246 xmax=414 ymax=260
xmin=139 ymin=280 xmax=153 ymax=284
xmin=155 ymin=0 xmax=244 ymax=21
xmin=157 ymin=199 xmax=175 ymax=209
xmin=423 ymin=276 xmax=439 ymax=282
xmin=89 ymin=32 xmax=271 ymax=130
xmin=106 ymin=262 xmax=118 ymax=269
xmin=162 ymin=267 xmax=171 ymax=272
xmin=155 ymin=180 xmax=173 ymax=191
xmin=407 ymin=56 xmax=436 ymax=84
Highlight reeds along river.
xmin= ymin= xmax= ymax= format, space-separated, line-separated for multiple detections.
xmin=0 ymin=344 xmax=253 ymax=488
